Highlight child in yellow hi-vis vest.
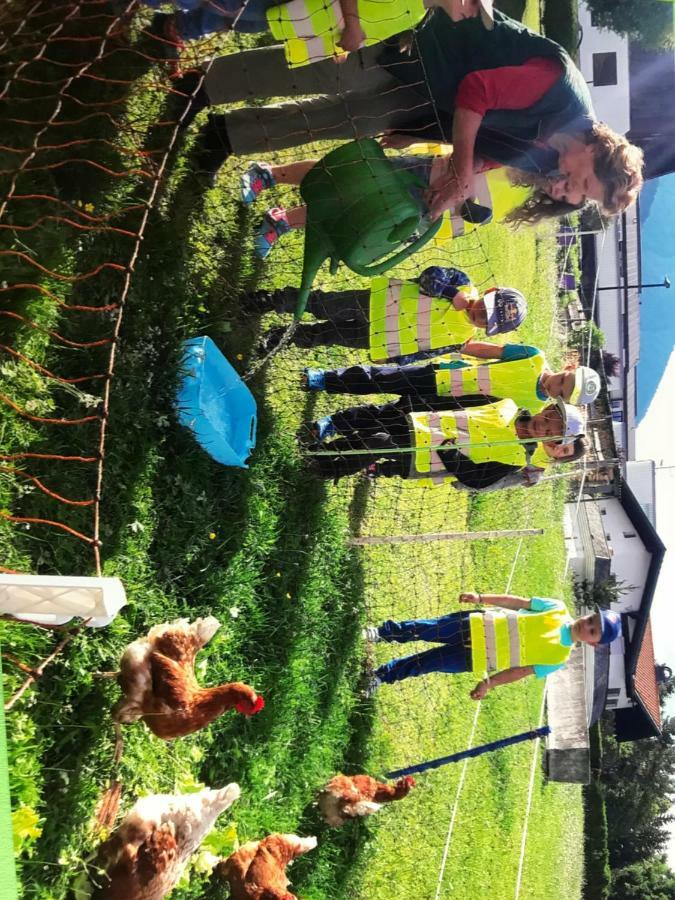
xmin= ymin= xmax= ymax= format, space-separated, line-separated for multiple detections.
xmin=239 ymin=151 xmax=532 ymax=258
xmin=254 ymin=266 xmax=527 ymax=362
xmin=141 ymin=0 xmax=493 ymax=64
xmin=363 ymin=592 xmax=621 ymax=697
xmin=303 ymin=396 xmax=588 ymax=488
xmin=302 ymin=343 xmax=601 ymax=414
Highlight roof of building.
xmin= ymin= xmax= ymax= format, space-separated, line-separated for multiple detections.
xmin=631 ymin=620 xmax=662 ymax=735
xmin=614 ymin=476 xmax=667 ymax=741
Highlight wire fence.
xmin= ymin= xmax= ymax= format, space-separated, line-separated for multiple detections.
xmin=0 ymin=2 xmax=608 ymax=897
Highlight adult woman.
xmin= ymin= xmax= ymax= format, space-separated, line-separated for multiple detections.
xmin=179 ymin=9 xmax=643 ymax=216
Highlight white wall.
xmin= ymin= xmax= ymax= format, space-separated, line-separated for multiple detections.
xmin=598 ymin=498 xmax=652 ymax=611
xmin=578 ymin=3 xmax=631 ymax=133
xmin=626 ymin=460 xmax=657 ymax=525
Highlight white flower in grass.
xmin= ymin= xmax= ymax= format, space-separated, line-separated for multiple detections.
xmin=128 ymin=520 xmax=144 ymax=534
xmin=228 ymin=606 xmax=240 ymax=619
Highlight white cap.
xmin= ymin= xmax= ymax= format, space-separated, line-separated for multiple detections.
xmin=555 ymin=398 xmax=586 ymax=445
xmin=569 ymin=365 xmax=601 ymax=406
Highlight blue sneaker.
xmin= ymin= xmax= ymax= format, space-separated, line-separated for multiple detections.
xmin=302 ymin=368 xmax=326 ymax=391
xmin=254 ymin=208 xmax=290 ymax=259
xmin=312 ymin=416 xmax=336 ymax=442
xmin=240 ymin=162 xmax=276 ymax=204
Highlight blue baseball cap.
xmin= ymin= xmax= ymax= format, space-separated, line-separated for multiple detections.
xmin=484 ymin=287 xmax=528 ymax=336
xmin=596 ymin=608 xmax=621 ymax=645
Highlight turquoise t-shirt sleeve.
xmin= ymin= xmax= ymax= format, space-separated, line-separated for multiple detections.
xmin=533 ymin=662 xmax=565 ymax=679
xmin=529 ymin=596 xmax=565 ymax=612
xmin=500 ymin=344 xmax=541 ymax=362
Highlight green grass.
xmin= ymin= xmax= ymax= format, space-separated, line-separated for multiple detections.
xmin=1 ymin=7 xmax=581 ymax=899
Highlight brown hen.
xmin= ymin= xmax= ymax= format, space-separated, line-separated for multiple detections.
xmin=90 ymin=782 xmax=240 ymax=899
xmin=113 ymin=617 xmax=264 ymax=740
xmin=317 ymin=774 xmax=415 ymax=826
xmin=216 ymin=833 xmax=317 ymax=900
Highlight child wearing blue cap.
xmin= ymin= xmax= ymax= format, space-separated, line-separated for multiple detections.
xmin=254 ymin=266 xmax=527 ymax=361
xmin=364 ymin=592 xmax=622 ymax=697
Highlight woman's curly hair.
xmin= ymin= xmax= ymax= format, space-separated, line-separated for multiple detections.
xmin=501 ymin=123 xmax=644 ymax=226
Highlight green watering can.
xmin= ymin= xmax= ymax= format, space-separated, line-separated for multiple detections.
xmin=295 ymin=138 xmax=442 ymax=318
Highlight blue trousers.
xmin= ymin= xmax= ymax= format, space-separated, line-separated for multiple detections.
xmin=375 ymin=611 xmax=472 ymax=685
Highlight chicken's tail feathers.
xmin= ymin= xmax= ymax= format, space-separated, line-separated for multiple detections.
xmin=295 ymin=835 xmax=318 ymax=854
xmin=192 ymin=615 xmax=221 ymax=645
xmin=346 ymin=800 xmax=382 ymax=818
xmin=95 ymin=778 xmax=123 ymax=832
xmin=208 ymin=782 xmax=241 ymax=812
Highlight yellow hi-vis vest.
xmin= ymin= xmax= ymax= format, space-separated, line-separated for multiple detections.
xmin=368 ymin=277 xmax=478 ymax=363
xmin=267 ymin=0 xmax=426 ymax=68
xmin=434 ymin=351 xmax=548 ymax=413
xmin=406 ymin=398 xmax=546 ymax=485
xmin=432 ymin=168 xmax=533 ymax=247
xmin=469 ymin=602 xmax=572 ymax=674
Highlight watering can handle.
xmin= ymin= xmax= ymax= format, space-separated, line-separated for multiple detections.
xmin=347 ymin=216 xmax=443 ymax=278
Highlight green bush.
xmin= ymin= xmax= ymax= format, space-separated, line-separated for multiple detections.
xmin=543 ymin=0 xmax=580 ymax=56
xmin=583 ymin=780 xmax=611 ymax=900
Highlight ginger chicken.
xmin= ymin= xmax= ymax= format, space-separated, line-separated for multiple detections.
xmin=216 ymin=833 xmax=317 ymax=900
xmin=317 ymin=774 xmax=416 ymax=826
xmin=90 ymin=782 xmax=240 ymax=899
xmin=114 ymin=617 xmax=264 ymax=740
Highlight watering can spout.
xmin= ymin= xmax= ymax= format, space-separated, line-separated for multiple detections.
xmin=295 ymin=226 xmax=330 ymax=320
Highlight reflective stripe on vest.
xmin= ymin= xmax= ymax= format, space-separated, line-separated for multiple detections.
xmin=267 ymin=0 xmax=426 ymax=68
xmin=432 ymin=170 xmax=534 ymax=250
xmin=434 ymin=353 xmax=548 ymax=412
xmin=469 ymin=610 xmax=521 ymax=673
xmin=406 ymin=409 xmax=470 ymax=483
xmin=369 ymin=277 xmax=476 ymax=363
xmin=406 ymin=399 xmax=529 ymax=486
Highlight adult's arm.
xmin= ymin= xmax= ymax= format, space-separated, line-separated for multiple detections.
xmin=424 ymin=58 xmax=563 ymax=218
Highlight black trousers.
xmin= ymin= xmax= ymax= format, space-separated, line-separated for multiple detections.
xmin=321 ymin=364 xmax=497 ymax=412
xmin=259 ymin=287 xmax=371 ymax=348
xmin=310 ymin=403 xmax=411 ymax=480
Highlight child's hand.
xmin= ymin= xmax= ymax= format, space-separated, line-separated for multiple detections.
xmin=459 ymin=592 xmax=481 ymax=605
xmin=444 ymin=0 xmax=482 ymax=23
xmin=338 ymin=19 xmax=367 ymax=52
xmin=380 ymin=132 xmax=416 ymax=150
xmin=451 ymin=290 xmax=470 ymax=311
xmin=470 ymin=679 xmax=489 ymax=701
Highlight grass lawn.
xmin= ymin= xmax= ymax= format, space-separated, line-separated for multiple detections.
xmin=1 ymin=6 xmax=581 ymax=899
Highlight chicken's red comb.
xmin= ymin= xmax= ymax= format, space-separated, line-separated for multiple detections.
xmin=236 ymin=694 xmax=265 ymax=716
xmin=402 ymin=776 xmax=416 ymax=787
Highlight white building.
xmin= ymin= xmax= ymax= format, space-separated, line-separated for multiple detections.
xmin=564 ymin=474 xmax=666 ymax=741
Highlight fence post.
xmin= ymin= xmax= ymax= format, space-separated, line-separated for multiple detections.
xmin=348 ymin=528 xmax=544 ymax=546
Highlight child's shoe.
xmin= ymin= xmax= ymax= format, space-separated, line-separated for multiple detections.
xmin=311 ymin=416 xmax=336 ymax=442
xmin=364 ymin=674 xmax=382 ymax=698
xmin=254 ymin=208 xmax=290 ymax=259
xmin=362 ymin=626 xmax=381 ymax=643
xmin=240 ymin=162 xmax=276 ymax=204
xmin=301 ymin=368 xmax=326 ymax=391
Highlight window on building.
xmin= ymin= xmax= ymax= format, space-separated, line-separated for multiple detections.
xmin=593 ymin=52 xmax=618 ymax=87
xmin=623 ymin=531 xmax=636 ymax=539
xmin=608 ymin=688 xmax=621 ymax=697
xmin=601 ymin=508 xmax=607 ymax=516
